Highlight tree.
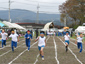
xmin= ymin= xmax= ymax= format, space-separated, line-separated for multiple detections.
xmin=59 ymin=0 xmax=85 ymax=26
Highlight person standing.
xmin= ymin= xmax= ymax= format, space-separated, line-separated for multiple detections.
xmin=25 ymin=30 xmax=32 ymax=51
xmin=9 ymin=31 xmax=19 ymax=52
xmin=0 ymin=30 xmax=8 ymax=48
xmin=36 ymin=29 xmax=38 ymax=38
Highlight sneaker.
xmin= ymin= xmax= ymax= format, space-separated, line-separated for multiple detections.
xmin=42 ymin=58 xmax=44 ymax=61
xmin=28 ymin=50 xmax=29 ymax=51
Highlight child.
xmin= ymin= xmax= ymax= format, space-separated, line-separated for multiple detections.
xmin=9 ymin=31 xmax=19 ymax=52
xmin=64 ymin=32 xmax=70 ymax=52
xmin=0 ymin=29 xmax=8 ymax=48
xmin=35 ymin=31 xmax=46 ymax=60
xmin=25 ymin=30 xmax=32 ymax=51
xmin=76 ymin=33 xmax=84 ymax=53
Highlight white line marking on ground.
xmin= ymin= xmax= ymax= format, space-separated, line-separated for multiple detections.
xmin=8 ymin=41 xmax=38 ymax=64
xmin=34 ymin=54 xmax=40 ymax=64
xmin=58 ymin=37 xmax=83 ymax=64
xmin=70 ymin=40 xmax=85 ymax=52
xmin=33 ymin=36 xmax=50 ymax=64
xmin=53 ymin=37 xmax=59 ymax=64
xmin=0 ymin=43 xmax=25 ymax=57
xmin=0 ymin=40 xmax=25 ymax=50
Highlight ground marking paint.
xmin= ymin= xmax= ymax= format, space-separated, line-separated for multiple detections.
xmin=0 ymin=40 xmax=25 ymax=50
xmin=53 ymin=37 xmax=59 ymax=64
xmin=58 ymin=37 xmax=83 ymax=64
xmin=8 ymin=41 xmax=38 ymax=64
xmin=70 ymin=40 xmax=85 ymax=52
xmin=0 ymin=43 xmax=25 ymax=57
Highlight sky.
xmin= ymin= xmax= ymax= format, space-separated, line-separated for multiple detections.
xmin=0 ymin=0 xmax=66 ymax=14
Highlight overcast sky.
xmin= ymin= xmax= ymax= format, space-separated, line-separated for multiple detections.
xmin=0 ymin=0 xmax=66 ymax=14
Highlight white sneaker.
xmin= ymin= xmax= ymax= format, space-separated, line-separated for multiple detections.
xmin=28 ymin=50 xmax=29 ymax=51
xmin=42 ymin=58 xmax=44 ymax=61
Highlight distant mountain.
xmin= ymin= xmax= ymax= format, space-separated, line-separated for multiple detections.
xmin=0 ymin=9 xmax=63 ymax=26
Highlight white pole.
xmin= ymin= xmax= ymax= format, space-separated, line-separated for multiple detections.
xmin=37 ymin=4 xmax=39 ymax=24
xmin=9 ymin=0 xmax=11 ymax=22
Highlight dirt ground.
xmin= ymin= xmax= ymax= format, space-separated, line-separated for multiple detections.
xmin=0 ymin=36 xmax=85 ymax=64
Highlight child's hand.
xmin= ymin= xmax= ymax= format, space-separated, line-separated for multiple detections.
xmin=18 ymin=39 xmax=19 ymax=42
xmin=27 ymin=37 xmax=29 ymax=39
xmin=75 ymin=41 xmax=77 ymax=44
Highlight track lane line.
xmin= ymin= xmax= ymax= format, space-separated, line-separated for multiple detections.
xmin=8 ymin=41 xmax=38 ymax=64
xmin=53 ymin=37 xmax=59 ymax=64
xmin=58 ymin=37 xmax=83 ymax=64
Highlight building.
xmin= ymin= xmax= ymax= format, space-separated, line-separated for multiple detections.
xmin=16 ymin=22 xmax=63 ymax=30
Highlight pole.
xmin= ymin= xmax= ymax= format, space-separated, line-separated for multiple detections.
xmin=9 ymin=0 xmax=10 ymax=22
xmin=64 ymin=16 xmax=66 ymax=27
xmin=37 ymin=3 xmax=40 ymax=24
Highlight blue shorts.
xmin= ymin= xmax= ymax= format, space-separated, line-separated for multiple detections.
xmin=65 ymin=40 xmax=69 ymax=45
xmin=38 ymin=45 xmax=45 ymax=51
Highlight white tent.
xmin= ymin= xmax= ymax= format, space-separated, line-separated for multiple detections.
xmin=42 ymin=22 xmax=54 ymax=31
xmin=75 ymin=26 xmax=85 ymax=33
xmin=3 ymin=21 xmax=26 ymax=30
xmin=12 ymin=23 xmax=26 ymax=30
xmin=3 ymin=21 xmax=16 ymax=28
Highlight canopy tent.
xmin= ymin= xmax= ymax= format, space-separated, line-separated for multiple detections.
xmin=12 ymin=23 xmax=26 ymax=30
xmin=42 ymin=22 xmax=54 ymax=31
xmin=3 ymin=21 xmax=26 ymax=30
xmin=75 ymin=26 xmax=85 ymax=33
xmin=0 ymin=21 xmax=8 ymax=27
xmin=3 ymin=21 xmax=16 ymax=28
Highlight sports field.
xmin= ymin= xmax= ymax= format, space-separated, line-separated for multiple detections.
xmin=0 ymin=36 xmax=85 ymax=64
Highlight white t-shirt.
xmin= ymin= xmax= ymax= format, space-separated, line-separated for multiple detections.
xmin=9 ymin=34 xmax=18 ymax=42
xmin=77 ymin=37 xmax=83 ymax=43
xmin=64 ymin=35 xmax=70 ymax=40
xmin=1 ymin=32 xmax=8 ymax=40
xmin=38 ymin=36 xmax=46 ymax=46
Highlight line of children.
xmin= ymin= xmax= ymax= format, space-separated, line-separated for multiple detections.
xmin=35 ymin=31 xmax=46 ymax=60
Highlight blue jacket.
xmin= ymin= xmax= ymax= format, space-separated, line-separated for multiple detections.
xmin=25 ymin=33 xmax=32 ymax=42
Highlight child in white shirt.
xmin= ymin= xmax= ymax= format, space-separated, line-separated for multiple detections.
xmin=35 ymin=31 xmax=46 ymax=60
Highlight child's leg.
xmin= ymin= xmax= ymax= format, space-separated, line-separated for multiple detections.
xmin=11 ymin=41 xmax=14 ymax=51
xmin=2 ymin=40 xmax=4 ymax=48
xmin=28 ymin=42 xmax=30 ymax=50
xmin=65 ymin=41 xmax=69 ymax=52
xmin=14 ymin=42 xmax=17 ymax=48
xmin=77 ymin=43 xmax=81 ymax=49
xmin=26 ymin=39 xmax=28 ymax=47
xmin=40 ymin=47 xmax=44 ymax=57
xmin=4 ymin=40 xmax=6 ymax=46
xmin=79 ymin=43 xmax=83 ymax=53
